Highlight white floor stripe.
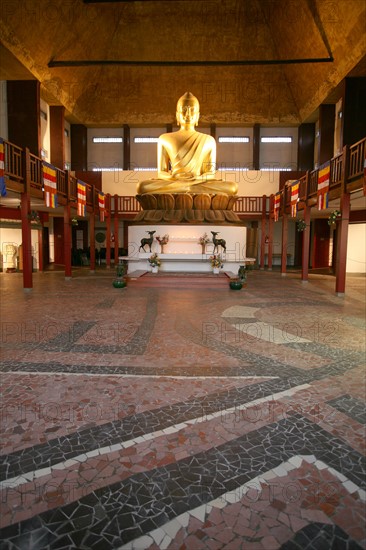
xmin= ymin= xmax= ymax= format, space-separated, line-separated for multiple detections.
xmin=1 ymin=384 xmax=309 ymax=490
xmin=118 ymin=455 xmax=366 ymax=550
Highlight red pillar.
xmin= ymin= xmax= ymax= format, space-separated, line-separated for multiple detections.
xmin=281 ymin=214 xmax=288 ymax=276
xmin=106 ymin=194 xmax=111 ymax=268
xmin=301 ymin=205 xmax=311 ymax=282
xmin=89 ymin=213 xmax=95 ymax=272
xmin=259 ymin=194 xmax=266 ymax=270
xmin=38 ymin=228 xmax=44 ymax=272
xmin=64 ymin=204 xmax=72 ymax=279
xmin=335 ymin=193 xmax=350 ymax=295
xmin=268 ymin=195 xmax=274 ymax=271
xmin=114 ymin=194 xmax=119 ymax=264
xmin=20 ymin=193 xmax=33 ymax=289
xmin=21 ymin=147 xmax=33 ymax=290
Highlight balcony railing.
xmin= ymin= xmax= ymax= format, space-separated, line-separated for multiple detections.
xmin=2 ymin=136 xmax=365 ymax=217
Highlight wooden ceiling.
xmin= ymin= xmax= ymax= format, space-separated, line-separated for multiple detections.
xmin=0 ymin=0 xmax=365 ymax=127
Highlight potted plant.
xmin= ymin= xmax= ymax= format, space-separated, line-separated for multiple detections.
xmin=156 ymin=234 xmax=169 ymax=253
xmin=297 ymin=219 xmax=307 ymax=232
xmin=328 ymin=210 xmax=341 ymax=227
xmin=198 ymin=232 xmax=210 ymax=253
xmin=229 ymin=276 xmax=243 ymax=290
xmin=209 ymin=254 xmax=223 ymax=274
xmin=148 ymin=252 xmax=161 ymax=273
xmin=113 ymin=260 xmax=127 ymax=289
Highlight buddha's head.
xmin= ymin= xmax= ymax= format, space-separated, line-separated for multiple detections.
xmin=176 ymin=92 xmax=200 ymax=127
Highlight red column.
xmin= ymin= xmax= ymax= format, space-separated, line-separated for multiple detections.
xmin=20 ymin=193 xmax=33 ymax=289
xmin=38 ymin=228 xmax=43 ymax=272
xmin=301 ymin=205 xmax=311 ymax=282
xmin=268 ymin=195 xmax=274 ymax=271
xmin=114 ymin=194 xmax=119 ymax=264
xmin=21 ymin=147 xmax=33 ymax=290
xmin=106 ymin=194 xmax=111 ymax=268
xmin=64 ymin=204 xmax=72 ymax=279
xmin=335 ymin=193 xmax=350 ymax=295
xmin=260 ymin=194 xmax=266 ymax=269
xmin=281 ymin=214 xmax=288 ymax=276
xmin=89 ymin=213 xmax=95 ymax=272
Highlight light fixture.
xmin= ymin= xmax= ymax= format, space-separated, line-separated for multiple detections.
xmin=261 ymin=137 xmax=292 ymax=143
xmin=92 ymin=137 xmax=123 ymax=143
xmin=218 ymin=137 xmax=250 ymax=143
xmin=134 ymin=137 xmax=159 ymax=143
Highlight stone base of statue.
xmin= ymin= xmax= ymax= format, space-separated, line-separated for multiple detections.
xmin=134 ymin=193 xmax=240 ymax=224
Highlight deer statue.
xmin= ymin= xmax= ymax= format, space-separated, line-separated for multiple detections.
xmin=139 ymin=230 xmax=156 ymax=252
xmin=211 ymin=231 xmax=226 ymax=253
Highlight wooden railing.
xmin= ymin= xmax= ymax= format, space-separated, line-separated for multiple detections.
xmin=349 ymin=137 xmax=365 ymax=180
xmin=283 ymin=137 xmax=365 ymax=213
xmin=3 ymin=136 xmax=365 ymax=217
xmin=5 ymin=141 xmax=23 ymax=183
xmin=233 ymin=196 xmax=264 ymax=214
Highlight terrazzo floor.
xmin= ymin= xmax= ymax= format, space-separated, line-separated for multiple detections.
xmin=0 ymin=268 xmax=365 ymax=550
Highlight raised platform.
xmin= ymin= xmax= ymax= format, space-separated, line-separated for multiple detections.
xmin=126 ymin=270 xmax=233 ymax=289
xmin=124 ymin=252 xmax=255 ymax=274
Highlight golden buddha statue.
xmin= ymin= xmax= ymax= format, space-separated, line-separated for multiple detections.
xmin=137 ymin=92 xmax=238 ymax=196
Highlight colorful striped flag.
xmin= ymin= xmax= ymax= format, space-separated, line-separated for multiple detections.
xmin=273 ymin=192 xmax=281 ymax=222
xmin=317 ymin=161 xmax=330 ymax=210
xmin=98 ymin=192 xmax=105 ymax=221
xmin=42 ymin=161 xmax=58 ymax=208
xmin=77 ymin=180 xmax=87 ymax=216
xmin=0 ymin=138 xmax=6 ymax=197
xmin=290 ymin=181 xmax=300 ymax=217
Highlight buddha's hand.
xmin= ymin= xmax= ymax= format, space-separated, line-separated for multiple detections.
xmin=174 ymin=171 xmax=195 ymax=180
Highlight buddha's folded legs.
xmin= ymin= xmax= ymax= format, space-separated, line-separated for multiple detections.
xmin=137 ymin=178 xmax=238 ymax=196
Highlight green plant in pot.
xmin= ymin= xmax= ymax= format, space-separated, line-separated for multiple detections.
xmin=113 ymin=261 xmax=127 ymax=288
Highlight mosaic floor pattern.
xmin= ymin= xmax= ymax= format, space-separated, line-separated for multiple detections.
xmin=0 ymin=269 xmax=365 ymax=549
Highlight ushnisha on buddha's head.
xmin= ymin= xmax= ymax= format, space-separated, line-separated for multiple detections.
xmin=176 ymin=92 xmax=200 ymax=128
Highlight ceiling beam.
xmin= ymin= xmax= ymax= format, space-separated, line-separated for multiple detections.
xmin=48 ymin=57 xmax=334 ymax=68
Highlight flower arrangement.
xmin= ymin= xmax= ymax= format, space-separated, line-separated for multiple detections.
xmin=156 ymin=234 xmax=169 ymax=245
xmin=297 ymin=219 xmax=307 ymax=232
xmin=148 ymin=253 xmax=161 ymax=267
xmin=328 ymin=210 xmax=341 ymax=226
xmin=209 ymin=254 xmax=224 ymax=269
xmin=198 ymin=232 xmax=210 ymax=245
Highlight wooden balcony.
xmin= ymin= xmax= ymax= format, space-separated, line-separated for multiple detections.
xmin=2 ymin=136 xmax=365 ymax=218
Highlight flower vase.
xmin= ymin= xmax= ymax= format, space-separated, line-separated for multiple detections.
xmin=160 ymin=245 xmax=165 ymax=254
xmin=152 ymin=266 xmax=159 ymax=273
xmin=201 ymin=244 xmax=206 ymax=254
xmin=213 ymin=268 xmax=219 ymax=274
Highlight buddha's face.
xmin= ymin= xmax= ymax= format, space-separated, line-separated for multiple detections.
xmin=176 ymin=100 xmax=200 ymax=127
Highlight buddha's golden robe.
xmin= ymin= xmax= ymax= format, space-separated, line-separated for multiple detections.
xmin=137 ymin=132 xmax=238 ymax=196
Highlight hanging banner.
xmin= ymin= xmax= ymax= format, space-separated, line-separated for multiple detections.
xmin=290 ymin=181 xmax=300 ymax=217
xmin=317 ymin=161 xmax=330 ymax=210
xmin=273 ymin=192 xmax=281 ymax=222
xmin=0 ymin=138 xmax=6 ymax=197
xmin=42 ymin=161 xmax=58 ymax=208
xmin=77 ymin=180 xmax=87 ymax=217
xmin=98 ymin=192 xmax=105 ymax=221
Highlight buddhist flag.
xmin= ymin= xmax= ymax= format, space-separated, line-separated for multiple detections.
xmin=0 ymin=138 xmax=6 ymax=197
xmin=273 ymin=192 xmax=281 ymax=222
xmin=317 ymin=161 xmax=330 ymax=210
xmin=98 ymin=192 xmax=105 ymax=221
xmin=42 ymin=161 xmax=58 ymax=208
xmin=290 ymin=181 xmax=300 ymax=218
xmin=77 ymin=180 xmax=87 ymax=216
